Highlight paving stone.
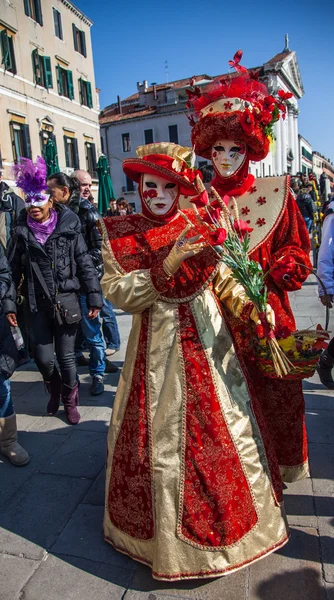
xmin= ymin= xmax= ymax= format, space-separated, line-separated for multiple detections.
xmin=249 ymin=526 xmax=326 ymax=600
xmin=294 ymin=316 xmax=314 ymax=329
xmin=305 ymin=391 xmax=334 ymax=411
xmin=325 ymin=583 xmax=334 ymax=600
xmin=11 ymin=381 xmax=47 ymax=415
xmin=0 ymin=528 xmax=46 ymax=561
xmin=0 ymin=431 xmax=67 ymax=508
xmin=309 ymin=443 xmax=334 ymax=483
xmin=25 ymin=406 xmax=97 ymax=436
xmin=318 ymin=517 xmax=334 ymax=583
xmin=82 ymin=467 xmax=106 ymax=506
xmin=306 ymin=410 xmax=334 ymax=444
xmin=0 ymin=554 xmax=40 ymax=599
xmin=0 ymin=473 xmax=90 ymax=551
xmin=127 ymin=564 xmax=247 ymax=599
xmin=51 ymin=504 xmax=136 ymax=570
xmin=75 ymin=405 xmax=112 ymax=433
xmin=21 ymin=553 xmax=131 ymax=600
xmin=284 ymin=478 xmax=317 ymax=527
xmin=38 ymin=430 xmax=107 ymax=478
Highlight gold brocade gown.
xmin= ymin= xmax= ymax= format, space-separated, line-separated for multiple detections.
xmin=100 ymin=210 xmax=289 ymax=581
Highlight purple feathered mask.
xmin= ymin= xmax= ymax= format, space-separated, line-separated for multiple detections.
xmin=13 ymin=156 xmax=50 ymax=206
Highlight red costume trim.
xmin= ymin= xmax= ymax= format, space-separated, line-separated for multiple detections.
xmin=177 ymin=302 xmax=258 ymax=548
xmin=107 ymin=311 xmax=155 ymax=540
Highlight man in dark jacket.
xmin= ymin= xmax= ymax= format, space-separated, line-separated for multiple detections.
xmin=296 ymin=189 xmax=314 ymax=232
xmin=0 ymin=171 xmax=24 ymax=250
xmin=0 ymin=244 xmax=30 ymax=466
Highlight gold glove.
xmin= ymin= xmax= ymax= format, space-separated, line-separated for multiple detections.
xmin=250 ymin=304 xmax=275 ymax=329
xmin=163 ymin=225 xmax=204 ymax=278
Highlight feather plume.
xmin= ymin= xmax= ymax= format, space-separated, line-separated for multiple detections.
xmin=12 ymin=156 xmax=47 ymax=195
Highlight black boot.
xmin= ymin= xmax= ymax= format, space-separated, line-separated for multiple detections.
xmin=317 ymin=349 xmax=334 ymax=389
xmin=45 ymin=369 xmax=62 ymax=415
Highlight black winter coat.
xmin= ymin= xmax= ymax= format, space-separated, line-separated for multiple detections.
xmin=67 ymin=190 xmax=103 ymax=280
xmin=296 ymin=192 xmax=314 ymax=220
xmin=4 ymin=204 xmax=103 ymax=315
xmin=0 ymin=245 xmax=18 ymax=378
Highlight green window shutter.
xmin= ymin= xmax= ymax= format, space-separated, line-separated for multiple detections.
xmin=72 ymin=24 xmax=78 ymax=51
xmin=35 ymin=0 xmax=43 ymax=26
xmin=80 ymin=30 xmax=87 ymax=57
xmin=43 ymin=56 xmax=53 ymax=88
xmin=67 ymin=70 xmax=74 ymax=100
xmin=91 ymin=143 xmax=97 ymax=172
xmin=86 ymin=81 xmax=93 ymax=108
xmin=22 ymin=125 xmax=32 ymax=159
xmin=23 ymin=0 xmax=30 ymax=16
xmin=56 ymin=65 xmax=63 ymax=95
xmin=32 ymin=48 xmax=41 ymax=84
xmin=72 ymin=138 xmax=79 ymax=170
xmin=0 ymin=30 xmax=11 ymax=71
xmin=78 ymin=78 xmax=83 ymax=104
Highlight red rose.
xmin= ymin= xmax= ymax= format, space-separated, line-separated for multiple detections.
xmin=234 ymin=219 xmax=253 ymax=238
xmin=189 ymin=190 xmax=209 ymax=207
xmin=143 ymin=189 xmax=158 ymax=200
xmin=278 ymin=89 xmax=293 ymax=101
xmin=240 ymin=109 xmax=255 ymax=134
xmin=211 ymin=228 xmax=227 ymax=245
xmin=263 ymin=95 xmax=276 ymax=112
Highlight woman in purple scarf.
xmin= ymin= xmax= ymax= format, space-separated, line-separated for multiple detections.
xmin=3 ymin=157 xmax=103 ymax=425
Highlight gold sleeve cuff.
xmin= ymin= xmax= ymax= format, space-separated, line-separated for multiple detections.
xmin=100 ymin=233 xmax=159 ymax=314
xmin=213 ymin=263 xmax=249 ymax=318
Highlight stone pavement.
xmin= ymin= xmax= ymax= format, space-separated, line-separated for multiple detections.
xmin=0 ymin=280 xmax=333 ymax=600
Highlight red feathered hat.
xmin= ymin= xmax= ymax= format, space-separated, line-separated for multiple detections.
xmin=189 ymin=51 xmax=292 ymax=162
xmin=123 ymin=142 xmax=199 ymax=196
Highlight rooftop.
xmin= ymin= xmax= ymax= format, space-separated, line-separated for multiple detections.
xmin=99 ymin=49 xmax=296 ymax=126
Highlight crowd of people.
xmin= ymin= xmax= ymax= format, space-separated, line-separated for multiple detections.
xmin=0 ymin=160 xmax=122 ymax=466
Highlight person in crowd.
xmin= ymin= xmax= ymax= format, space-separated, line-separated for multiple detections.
xmin=73 ymin=169 xmax=92 ymax=200
xmin=290 ymin=177 xmax=301 ymax=196
xmin=116 ymin=197 xmax=129 ymax=216
xmin=0 ymin=244 xmax=30 ymax=465
xmin=4 ymin=157 xmax=103 ymax=424
xmin=100 ymin=141 xmax=288 ymax=580
xmin=105 ymin=198 xmax=118 ymax=217
xmin=317 ymin=194 xmax=334 ymax=388
xmin=0 ymin=169 xmax=30 ymax=365
xmin=296 ymin=186 xmax=315 ymax=232
xmin=0 ymin=169 xmax=24 ymax=250
xmin=47 ymin=172 xmax=119 ymax=396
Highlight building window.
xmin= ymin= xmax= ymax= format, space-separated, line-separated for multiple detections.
xmin=79 ymin=79 xmax=93 ymax=108
xmin=10 ymin=121 xmax=32 ymax=163
xmin=125 ymin=175 xmax=134 ymax=192
xmin=169 ymin=125 xmax=178 ymax=144
xmin=23 ymin=0 xmax=43 ymax=26
xmin=85 ymin=141 xmax=97 ymax=178
xmin=72 ymin=24 xmax=86 ymax=57
xmin=64 ymin=136 xmax=79 ymax=169
xmin=40 ymin=128 xmax=57 ymax=159
xmin=122 ymin=133 xmax=131 ymax=153
xmin=144 ymin=129 xmax=153 ymax=145
xmin=0 ymin=29 xmax=17 ymax=74
xmin=53 ymin=7 xmax=63 ymax=40
xmin=56 ymin=66 xmax=74 ymax=99
xmin=32 ymin=49 xmax=53 ymax=88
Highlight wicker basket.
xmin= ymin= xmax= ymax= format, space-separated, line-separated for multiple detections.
xmin=253 ymin=265 xmax=330 ymax=380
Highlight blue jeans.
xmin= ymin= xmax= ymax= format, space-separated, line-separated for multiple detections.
xmin=0 ymin=375 xmax=14 ymax=418
xmin=79 ymin=295 xmax=105 ymax=378
xmin=101 ymin=297 xmax=120 ymax=350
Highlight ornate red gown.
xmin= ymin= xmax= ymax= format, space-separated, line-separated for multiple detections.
xmin=224 ymin=175 xmax=312 ymax=482
xmin=100 ymin=208 xmax=289 ymax=581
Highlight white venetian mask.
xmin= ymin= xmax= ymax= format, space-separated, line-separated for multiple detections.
xmin=211 ymin=139 xmax=247 ymax=178
xmin=141 ymin=173 xmax=179 ymax=216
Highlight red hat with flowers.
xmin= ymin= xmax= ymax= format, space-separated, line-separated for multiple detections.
xmin=189 ymin=50 xmax=292 ymax=162
xmin=123 ymin=142 xmax=199 ymax=196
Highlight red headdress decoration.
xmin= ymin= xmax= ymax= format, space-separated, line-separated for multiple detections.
xmin=189 ymin=50 xmax=292 ymax=162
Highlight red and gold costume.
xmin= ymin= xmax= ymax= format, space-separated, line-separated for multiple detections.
xmin=101 ymin=143 xmax=288 ymax=580
xmin=190 ymin=53 xmax=312 ymax=482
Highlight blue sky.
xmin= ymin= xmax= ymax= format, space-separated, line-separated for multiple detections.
xmin=76 ymin=0 xmax=334 ymax=163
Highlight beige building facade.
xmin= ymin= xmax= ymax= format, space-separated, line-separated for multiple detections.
xmin=0 ymin=0 xmax=100 ymax=190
